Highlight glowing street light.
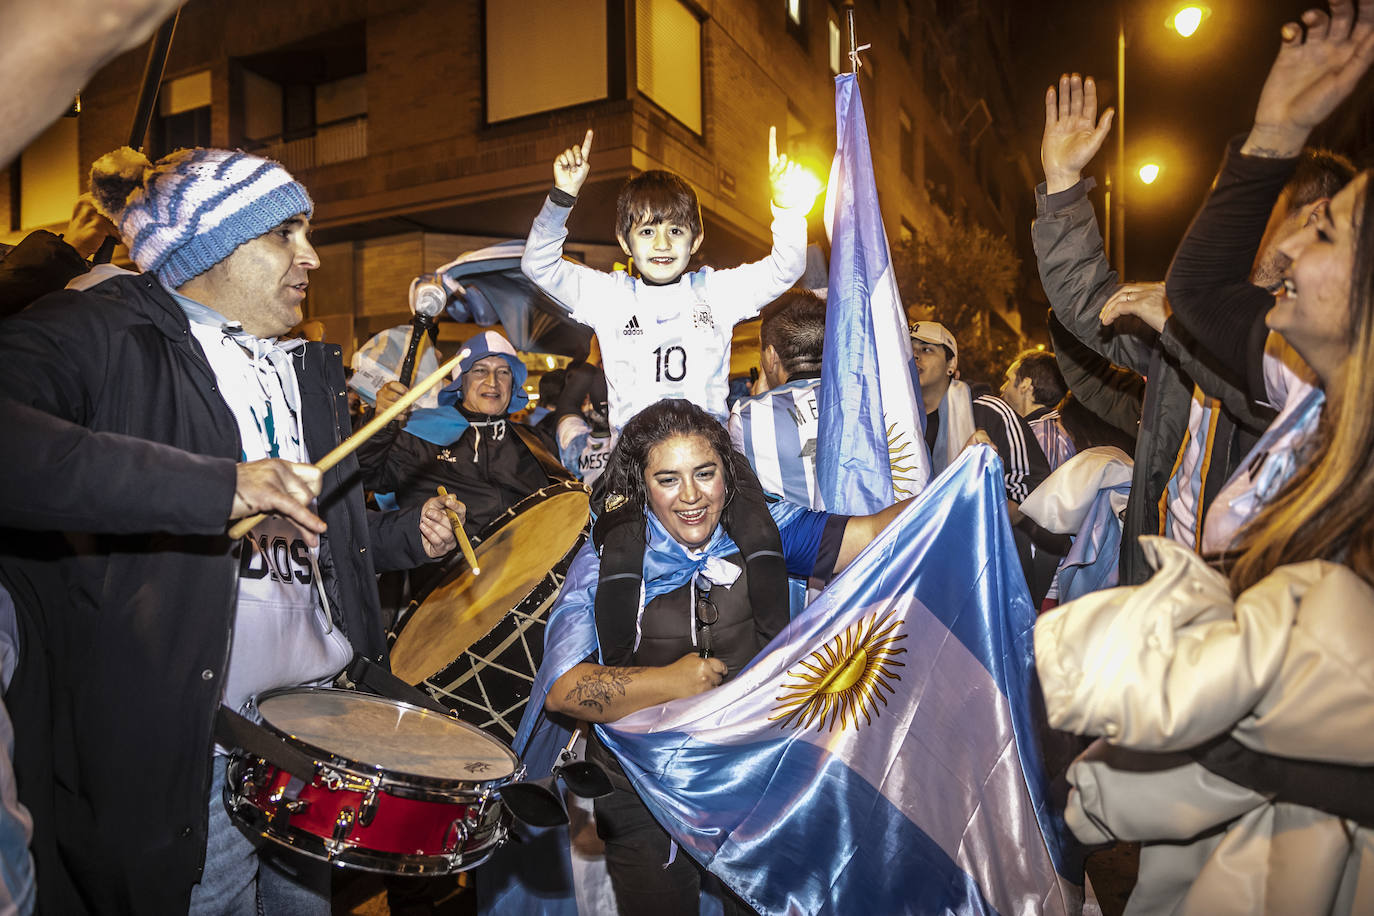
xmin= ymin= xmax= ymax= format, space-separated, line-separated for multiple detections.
xmin=1109 ymin=5 xmax=1209 ymax=276
xmin=1170 ymin=6 xmax=1210 ymax=38
xmin=1138 ymin=163 xmax=1161 ymax=185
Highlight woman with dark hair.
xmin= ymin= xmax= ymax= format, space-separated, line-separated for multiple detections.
xmin=541 ymin=398 xmax=907 ymax=915
xmin=1034 ymin=5 xmax=1374 ymax=913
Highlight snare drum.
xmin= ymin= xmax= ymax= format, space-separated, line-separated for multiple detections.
xmin=224 ymin=687 xmax=519 ymax=875
xmin=390 ymin=480 xmax=590 ymax=739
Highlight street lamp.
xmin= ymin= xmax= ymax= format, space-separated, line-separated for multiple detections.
xmin=1138 ymin=162 xmax=1161 ymax=184
xmin=1108 ymin=4 xmax=1207 ymax=277
xmin=1169 ymin=6 xmax=1211 ymax=38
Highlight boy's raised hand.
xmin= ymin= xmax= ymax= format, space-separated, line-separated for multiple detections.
xmin=1042 ymin=74 xmax=1114 ymax=195
xmin=1245 ymin=0 xmax=1374 ymax=158
xmin=768 ymin=125 xmax=823 ymax=211
xmin=554 ymin=129 xmax=594 ymax=197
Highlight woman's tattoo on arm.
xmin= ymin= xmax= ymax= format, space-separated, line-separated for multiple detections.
xmin=565 ymin=667 xmax=647 ymax=713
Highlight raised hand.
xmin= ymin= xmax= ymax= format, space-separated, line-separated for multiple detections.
xmin=1245 ymin=0 xmax=1374 ymax=157
xmin=553 ymin=129 xmax=594 ymax=197
xmin=1042 ymin=74 xmax=1115 ymax=195
xmin=1100 ymin=282 xmax=1171 ymax=334
xmin=768 ymin=125 xmax=823 ymax=211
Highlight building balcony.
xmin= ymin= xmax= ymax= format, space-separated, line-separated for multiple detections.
xmin=245 ymin=115 xmax=368 ymax=174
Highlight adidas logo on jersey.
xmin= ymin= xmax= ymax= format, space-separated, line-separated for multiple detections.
xmin=622 ymin=315 xmax=644 ymax=337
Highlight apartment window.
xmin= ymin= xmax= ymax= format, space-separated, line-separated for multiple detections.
xmin=236 ymin=26 xmax=368 ymax=172
xmin=151 ymin=70 xmax=211 ymax=159
xmin=18 ymin=117 xmax=78 ymax=229
xmin=898 ymin=0 xmax=911 ymax=58
xmin=487 ymin=0 xmax=607 ymax=122
xmin=924 ymin=139 xmax=954 ymax=215
xmin=898 ymin=108 xmax=914 ymax=181
xmin=637 ymin=0 xmax=702 ymax=134
xmin=786 ymin=0 xmax=806 ymax=44
xmin=828 ymin=14 xmax=842 ymax=74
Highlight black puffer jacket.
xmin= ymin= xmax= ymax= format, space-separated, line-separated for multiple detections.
xmin=0 ymin=273 xmax=431 ymax=914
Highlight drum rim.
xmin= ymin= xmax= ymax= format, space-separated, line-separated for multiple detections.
xmin=472 ymin=478 xmax=590 ymax=546
xmin=251 ymin=686 xmax=521 ymax=791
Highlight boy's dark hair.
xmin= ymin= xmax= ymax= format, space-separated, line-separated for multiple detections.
xmin=616 ymin=170 xmax=703 ymax=243
xmin=1010 ymin=350 xmax=1067 ymax=408
xmin=760 ymin=288 xmax=826 ymax=378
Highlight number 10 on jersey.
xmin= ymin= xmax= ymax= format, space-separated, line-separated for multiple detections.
xmin=654 ymin=345 xmax=687 ymax=383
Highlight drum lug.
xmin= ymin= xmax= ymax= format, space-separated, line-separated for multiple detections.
xmin=357 ymin=787 xmax=379 ymax=827
xmin=268 ymin=783 xmax=310 ymax=821
xmin=333 ymin=806 xmax=356 ymax=844
xmin=443 ymin=817 xmax=470 ymax=857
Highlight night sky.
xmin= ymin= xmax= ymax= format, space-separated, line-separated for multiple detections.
xmin=1010 ymin=0 xmax=1354 ymax=282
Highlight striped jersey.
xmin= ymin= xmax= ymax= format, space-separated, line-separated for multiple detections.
xmin=729 ymin=377 xmax=824 ymax=509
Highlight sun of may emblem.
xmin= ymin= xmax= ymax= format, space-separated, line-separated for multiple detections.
xmin=769 ymin=609 xmax=907 ymax=732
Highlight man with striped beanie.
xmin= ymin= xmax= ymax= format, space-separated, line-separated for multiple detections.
xmin=0 ymin=147 xmax=462 ymax=914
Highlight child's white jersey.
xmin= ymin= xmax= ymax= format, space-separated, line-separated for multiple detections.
xmin=522 ymin=196 xmax=806 ymax=431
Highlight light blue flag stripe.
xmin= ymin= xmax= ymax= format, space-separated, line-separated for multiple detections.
xmin=818 ymin=73 xmax=929 ymax=516
xmin=598 ymin=447 xmax=1080 ymax=915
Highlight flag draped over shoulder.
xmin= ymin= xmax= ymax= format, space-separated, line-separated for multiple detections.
xmin=818 ymin=72 xmax=930 ymax=515
xmin=599 ymin=447 xmax=1081 ymax=915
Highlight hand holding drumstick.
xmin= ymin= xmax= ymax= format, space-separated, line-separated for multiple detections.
xmin=227 ymin=349 xmax=469 ymax=540
xmin=437 ymin=485 xmax=481 ymax=575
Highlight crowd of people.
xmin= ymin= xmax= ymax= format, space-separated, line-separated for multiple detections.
xmin=0 ymin=1 xmax=1371 ymax=914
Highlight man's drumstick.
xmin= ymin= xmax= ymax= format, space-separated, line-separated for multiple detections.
xmin=436 ymin=485 xmax=480 ymax=575
xmin=227 ymin=349 xmax=469 ymax=540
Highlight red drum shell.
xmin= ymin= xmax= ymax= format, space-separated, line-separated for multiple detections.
xmin=224 ymin=687 xmax=519 ymax=875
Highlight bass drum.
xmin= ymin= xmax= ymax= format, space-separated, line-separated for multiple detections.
xmin=390 ymin=479 xmax=590 ymax=740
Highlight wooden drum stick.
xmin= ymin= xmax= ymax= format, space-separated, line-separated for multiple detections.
xmin=436 ymin=485 xmax=480 ymax=575
xmin=228 ymin=349 xmax=469 ymax=540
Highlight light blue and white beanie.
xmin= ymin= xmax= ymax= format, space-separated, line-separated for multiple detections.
xmin=89 ymin=146 xmax=313 ymax=290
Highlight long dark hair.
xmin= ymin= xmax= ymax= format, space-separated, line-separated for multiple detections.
xmin=597 ymin=399 xmax=739 ymax=519
xmin=1230 ymin=172 xmax=1374 ymax=592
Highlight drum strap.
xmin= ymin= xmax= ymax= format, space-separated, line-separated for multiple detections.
xmin=510 ymin=423 xmax=577 ymax=484
xmin=214 ymin=706 xmax=318 ymax=783
xmin=344 ymin=654 xmax=457 ymax=718
xmin=1189 ymin=735 xmax=1374 ymax=828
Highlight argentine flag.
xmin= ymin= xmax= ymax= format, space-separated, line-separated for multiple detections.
xmin=818 ymin=72 xmax=931 ymax=514
xmin=499 ymin=447 xmax=1083 ymax=915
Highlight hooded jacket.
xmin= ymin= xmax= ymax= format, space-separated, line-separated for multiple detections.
xmin=357 ymin=331 xmax=572 ymax=538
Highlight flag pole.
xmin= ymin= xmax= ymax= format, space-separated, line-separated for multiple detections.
xmin=845 ymin=2 xmax=871 ymax=74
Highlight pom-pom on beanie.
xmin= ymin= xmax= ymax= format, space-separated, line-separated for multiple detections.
xmin=88 ymin=147 xmax=313 ymax=290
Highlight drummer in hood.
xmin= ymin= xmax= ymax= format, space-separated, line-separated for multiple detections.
xmin=359 ymin=330 xmax=576 ymax=540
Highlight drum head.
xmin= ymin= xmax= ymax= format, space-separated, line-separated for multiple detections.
xmin=390 ymin=486 xmax=589 ymax=685
xmin=256 ymin=688 xmax=517 ymax=782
